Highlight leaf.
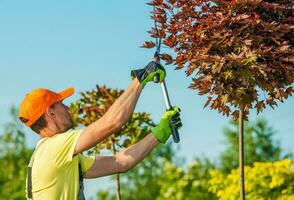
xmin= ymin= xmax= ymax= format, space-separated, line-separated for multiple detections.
xmin=212 ymin=63 xmax=223 ymax=74
xmin=279 ymin=45 xmax=290 ymax=51
xmin=255 ymin=100 xmax=265 ymax=114
xmin=140 ymin=41 xmax=156 ymax=48
xmin=211 ymin=98 xmax=220 ymax=109
xmin=236 ymin=14 xmax=250 ymax=20
xmin=175 ymin=64 xmax=185 ymax=70
xmin=150 ymin=8 xmax=166 ymax=15
xmin=151 ymin=14 xmax=167 ymax=24
xmin=275 ymin=89 xmax=285 ymax=102
xmin=147 ymin=28 xmax=166 ymax=38
xmin=204 ymin=96 xmax=213 ymax=108
xmin=221 ymin=94 xmax=229 ymax=105
xmin=223 ymin=71 xmax=233 ymax=80
xmin=163 ymin=35 xmax=177 ymax=47
xmin=232 ymin=110 xmax=239 ymax=121
xmin=146 ymin=0 xmax=163 ymax=6
xmin=285 ymin=87 xmax=293 ymax=96
xmin=244 ymin=40 xmax=252 ymax=46
xmin=266 ymin=96 xmax=278 ymax=109
xmin=186 ymin=64 xmax=197 ymax=76
xmin=176 ymin=54 xmax=184 ymax=62
xmin=160 ymin=53 xmax=173 ymax=64
xmin=167 ymin=0 xmax=176 ymax=5
xmin=147 ymin=28 xmax=159 ymax=38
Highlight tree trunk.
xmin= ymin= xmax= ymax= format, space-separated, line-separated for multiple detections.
xmin=112 ymin=142 xmax=122 ymax=200
xmin=239 ymin=108 xmax=245 ymax=200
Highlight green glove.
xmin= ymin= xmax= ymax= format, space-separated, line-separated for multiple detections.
xmin=131 ymin=61 xmax=166 ymax=88
xmin=152 ymin=107 xmax=182 ymax=143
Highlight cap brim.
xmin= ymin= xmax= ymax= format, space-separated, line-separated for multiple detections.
xmin=58 ymin=87 xmax=74 ymax=100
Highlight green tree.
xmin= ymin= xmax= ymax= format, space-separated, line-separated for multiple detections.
xmin=155 ymin=157 xmax=216 ymax=200
xmin=95 ymin=118 xmax=292 ymax=200
xmin=96 ymin=144 xmax=217 ymax=200
xmin=0 ymin=107 xmax=33 ymax=200
xmin=70 ymin=85 xmax=155 ymax=200
xmin=220 ymin=118 xmax=291 ymax=173
xmin=209 ymin=159 xmax=294 ymax=200
xmin=96 ymin=143 xmax=177 ymax=200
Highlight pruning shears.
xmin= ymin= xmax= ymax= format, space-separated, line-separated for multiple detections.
xmin=153 ymin=39 xmax=180 ymax=143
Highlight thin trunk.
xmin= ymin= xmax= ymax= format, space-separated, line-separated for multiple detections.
xmin=112 ymin=142 xmax=122 ymax=200
xmin=239 ymin=108 xmax=245 ymax=200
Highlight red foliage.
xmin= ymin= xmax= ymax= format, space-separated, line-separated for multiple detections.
xmin=143 ymin=0 xmax=294 ymax=119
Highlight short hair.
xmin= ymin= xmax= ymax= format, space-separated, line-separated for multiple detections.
xmin=19 ymin=103 xmax=58 ymax=134
xmin=30 ymin=114 xmax=48 ymax=134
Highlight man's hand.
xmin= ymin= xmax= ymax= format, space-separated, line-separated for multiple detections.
xmin=131 ymin=61 xmax=166 ymax=88
xmin=152 ymin=107 xmax=182 ymax=143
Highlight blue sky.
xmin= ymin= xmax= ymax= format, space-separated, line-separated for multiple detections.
xmin=0 ymin=0 xmax=293 ymax=199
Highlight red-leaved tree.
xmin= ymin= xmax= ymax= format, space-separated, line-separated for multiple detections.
xmin=142 ymin=0 xmax=293 ymax=199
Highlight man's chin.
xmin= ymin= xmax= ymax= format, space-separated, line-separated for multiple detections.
xmin=67 ymin=122 xmax=74 ymax=131
xmin=62 ymin=122 xmax=74 ymax=133
xmin=68 ymin=117 xmax=74 ymax=127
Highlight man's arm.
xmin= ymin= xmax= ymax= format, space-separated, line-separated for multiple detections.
xmin=83 ymin=133 xmax=159 ymax=178
xmin=74 ymin=79 xmax=142 ymax=155
xmin=74 ymin=61 xmax=167 ymax=155
xmin=83 ymin=107 xmax=182 ymax=178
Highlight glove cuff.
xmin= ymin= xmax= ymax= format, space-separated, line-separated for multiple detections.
xmin=152 ymin=123 xmax=170 ymax=144
xmin=131 ymin=69 xmax=147 ymax=88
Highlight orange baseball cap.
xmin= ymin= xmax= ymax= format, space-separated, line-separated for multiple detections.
xmin=19 ymin=87 xmax=74 ymax=126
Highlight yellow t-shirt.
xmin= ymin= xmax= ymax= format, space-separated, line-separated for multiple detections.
xmin=26 ymin=129 xmax=95 ymax=200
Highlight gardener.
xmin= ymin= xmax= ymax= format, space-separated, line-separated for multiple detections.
xmin=18 ymin=61 xmax=182 ymax=200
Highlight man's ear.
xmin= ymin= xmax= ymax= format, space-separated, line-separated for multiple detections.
xmin=44 ymin=107 xmax=55 ymax=119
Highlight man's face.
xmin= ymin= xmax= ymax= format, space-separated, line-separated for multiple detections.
xmin=51 ymin=101 xmax=74 ymax=133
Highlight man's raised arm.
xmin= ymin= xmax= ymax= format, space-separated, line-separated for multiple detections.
xmin=74 ymin=62 xmax=166 ymax=155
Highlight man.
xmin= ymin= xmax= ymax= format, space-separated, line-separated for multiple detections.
xmin=19 ymin=61 xmax=182 ymax=200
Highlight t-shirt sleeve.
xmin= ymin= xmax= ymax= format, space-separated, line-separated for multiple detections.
xmin=78 ymin=154 xmax=95 ymax=174
xmin=50 ymin=129 xmax=82 ymax=166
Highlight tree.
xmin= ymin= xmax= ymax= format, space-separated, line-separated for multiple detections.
xmin=155 ymin=157 xmax=216 ymax=200
xmin=220 ymin=118 xmax=291 ymax=173
xmin=96 ymin=144 xmax=217 ymax=200
xmin=143 ymin=0 xmax=293 ymax=117
xmin=96 ymin=143 xmax=178 ymax=200
xmin=143 ymin=1 xmax=294 ymax=198
xmin=70 ymin=85 xmax=155 ymax=200
xmin=94 ymin=118 xmax=293 ymax=200
xmin=209 ymin=159 xmax=294 ymax=200
xmin=0 ymin=107 xmax=33 ymax=200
